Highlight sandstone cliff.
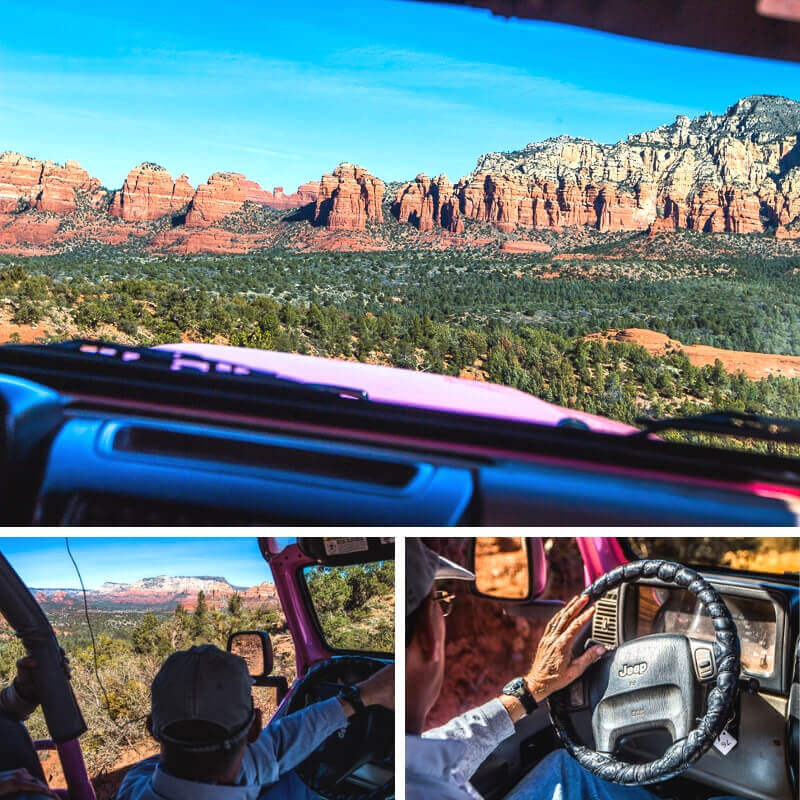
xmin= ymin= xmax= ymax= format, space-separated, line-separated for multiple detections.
xmin=314 ymin=163 xmax=384 ymax=230
xmin=0 ymin=152 xmax=106 ymax=214
xmin=393 ymin=95 xmax=800 ymax=236
xmin=110 ymin=163 xmax=194 ymax=221
xmin=186 ymin=172 xmax=319 ymax=226
xmin=392 ymin=173 xmax=464 ymax=233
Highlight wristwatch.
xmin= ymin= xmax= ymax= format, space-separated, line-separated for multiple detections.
xmin=338 ymin=684 xmax=365 ymax=714
xmin=502 ymin=677 xmax=538 ymax=715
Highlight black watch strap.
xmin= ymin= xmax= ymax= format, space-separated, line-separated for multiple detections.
xmin=502 ymin=677 xmax=538 ymax=715
xmin=339 ymin=684 xmax=365 ymax=714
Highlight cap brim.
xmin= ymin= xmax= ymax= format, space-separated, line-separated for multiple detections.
xmin=434 ymin=555 xmax=475 ymax=582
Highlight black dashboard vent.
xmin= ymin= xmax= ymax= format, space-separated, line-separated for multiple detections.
xmin=592 ymin=588 xmax=619 ymax=648
xmin=112 ymin=426 xmax=418 ymax=488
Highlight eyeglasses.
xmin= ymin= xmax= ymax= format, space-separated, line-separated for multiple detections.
xmin=432 ymin=590 xmax=456 ymax=617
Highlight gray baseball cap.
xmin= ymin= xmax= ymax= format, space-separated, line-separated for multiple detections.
xmin=406 ymin=538 xmax=475 ymax=617
xmin=151 ymin=645 xmax=255 ymax=751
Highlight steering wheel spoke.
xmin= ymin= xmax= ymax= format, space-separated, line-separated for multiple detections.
xmin=548 ymin=560 xmax=741 ymax=786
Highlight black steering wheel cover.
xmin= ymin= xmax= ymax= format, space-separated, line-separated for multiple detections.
xmin=548 ymin=560 xmax=741 ymax=785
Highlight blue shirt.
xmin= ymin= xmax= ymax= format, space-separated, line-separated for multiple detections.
xmin=117 ymin=697 xmax=347 ymax=800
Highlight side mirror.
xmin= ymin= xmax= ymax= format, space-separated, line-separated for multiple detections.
xmin=227 ymin=630 xmax=289 ymax=704
xmin=468 ymin=537 xmax=547 ymax=602
xmin=227 ymin=630 xmax=273 ymax=678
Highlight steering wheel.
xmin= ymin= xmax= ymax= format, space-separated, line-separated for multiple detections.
xmin=285 ymin=656 xmax=393 ymax=800
xmin=548 ymin=560 xmax=741 ymax=785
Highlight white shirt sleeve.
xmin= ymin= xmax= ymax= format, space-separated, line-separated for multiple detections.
xmin=423 ymin=698 xmax=516 ymax=781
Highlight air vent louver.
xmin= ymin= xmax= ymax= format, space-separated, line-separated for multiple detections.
xmin=592 ymin=588 xmax=619 ymax=648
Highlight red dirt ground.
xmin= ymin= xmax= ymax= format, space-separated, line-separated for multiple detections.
xmin=587 ymin=328 xmax=800 ymax=380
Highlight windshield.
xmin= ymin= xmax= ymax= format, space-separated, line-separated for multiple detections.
xmin=626 ymin=536 xmax=800 ymax=576
xmin=1 ymin=2 xmax=799 ymax=448
xmin=303 ymin=561 xmax=395 ymax=654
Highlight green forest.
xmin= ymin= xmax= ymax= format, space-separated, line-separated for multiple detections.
xmin=0 ymin=230 xmax=798 ymax=433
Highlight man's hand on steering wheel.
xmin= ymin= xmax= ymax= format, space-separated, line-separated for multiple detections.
xmin=358 ymin=664 xmax=394 ymax=710
xmin=525 ymin=594 xmax=608 ymax=703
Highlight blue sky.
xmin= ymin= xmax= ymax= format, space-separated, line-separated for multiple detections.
xmin=2 ymin=1 xmax=798 ymax=191
xmin=0 ymin=537 xmax=296 ymax=589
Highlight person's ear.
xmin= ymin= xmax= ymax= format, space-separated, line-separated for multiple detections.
xmin=247 ymin=709 xmax=262 ymax=743
xmin=146 ymin=715 xmax=155 ymax=739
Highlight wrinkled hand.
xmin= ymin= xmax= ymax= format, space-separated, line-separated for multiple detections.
xmin=525 ymin=594 xmax=607 ymax=702
xmin=14 ymin=650 xmax=71 ymax=705
xmin=0 ymin=768 xmax=59 ymax=799
xmin=356 ymin=664 xmax=394 ymax=710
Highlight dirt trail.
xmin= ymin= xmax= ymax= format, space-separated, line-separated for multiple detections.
xmin=587 ymin=328 xmax=800 ymax=380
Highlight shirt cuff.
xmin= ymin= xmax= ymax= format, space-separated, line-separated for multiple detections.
xmin=477 ymin=698 xmax=516 ymax=741
xmin=0 ymin=683 xmax=38 ymax=720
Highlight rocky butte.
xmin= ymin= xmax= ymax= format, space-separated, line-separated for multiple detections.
xmin=313 ymin=163 xmax=384 ymax=230
xmin=0 ymin=152 xmax=106 ymax=214
xmin=110 ymin=163 xmax=194 ymax=221
xmin=392 ymin=95 xmax=800 ymax=236
xmin=392 ymin=173 xmax=464 ymax=233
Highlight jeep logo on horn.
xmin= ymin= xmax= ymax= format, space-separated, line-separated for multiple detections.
xmin=618 ymin=662 xmax=648 ymax=678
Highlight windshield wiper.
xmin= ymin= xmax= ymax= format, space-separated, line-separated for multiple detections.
xmin=7 ymin=339 xmax=369 ymax=401
xmin=633 ymin=411 xmax=800 ymax=445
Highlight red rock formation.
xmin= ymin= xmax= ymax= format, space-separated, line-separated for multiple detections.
xmin=393 ymin=173 xmax=464 ymax=234
xmin=314 ymin=164 xmax=384 ymax=230
xmin=185 ymin=172 xmax=247 ymax=226
xmin=261 ymin=183 xmax=320 ymax=210
xmin=0 ymin=152 xmax=103 ymax=214
xmin=110 ymin=163 xmax=194 ymax=221
xmin=185 ymin=172 xmax=319 ymax=226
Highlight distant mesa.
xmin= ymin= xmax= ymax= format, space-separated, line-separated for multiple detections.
xmin=34 ymin=574 xmax=278 ymax=611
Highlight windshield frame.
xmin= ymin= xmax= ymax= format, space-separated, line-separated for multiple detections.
xmin=296 ymin=562 xmax=395 ymax=659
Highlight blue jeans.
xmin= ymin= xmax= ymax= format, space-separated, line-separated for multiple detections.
xmin=504 ymin=750 xmax=743 ymax=800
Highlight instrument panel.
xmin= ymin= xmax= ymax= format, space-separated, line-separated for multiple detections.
xmin=633 ymin=585 xmax=778 ymax=676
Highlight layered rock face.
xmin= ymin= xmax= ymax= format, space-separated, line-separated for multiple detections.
xmin=110 ymin=163 xmax=194 ymax=221
xmin=393 ymin=173 xmax=464 ymax=233
xmin=186 ymin=172 xmax=247 ymax=226
xmin=314 ymin=163 xmax=384 ymax=230
xmin=186 ymin=172 xmax=319 ymax=225
xmin=396 ymin=95 xmax=799 ymax=236
xmin=0 ymin=152 xmax=105 ymax=214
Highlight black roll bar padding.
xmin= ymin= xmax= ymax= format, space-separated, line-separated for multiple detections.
xmin=0 ymin=552 xmax=87 ymax=742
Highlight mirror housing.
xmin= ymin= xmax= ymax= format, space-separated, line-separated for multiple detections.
xmin=228 ymin=630 xmax=273 ymax=677
xmin=467 ymin=537 xmax=547 ymax=602
xmin=227 ymin=630 xmax=289 ymax=703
